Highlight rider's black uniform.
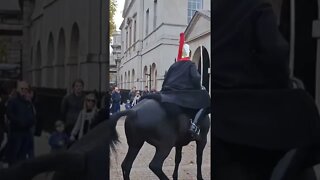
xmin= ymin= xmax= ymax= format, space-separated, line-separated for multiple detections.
xmin=142 ymin=60 xmax=210 ymax=135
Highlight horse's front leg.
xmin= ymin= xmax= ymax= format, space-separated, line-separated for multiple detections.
xmin=196 ymin=138 xmax=207 ymax=180
xmin=172 ymin=146 xmax=182 ymax=180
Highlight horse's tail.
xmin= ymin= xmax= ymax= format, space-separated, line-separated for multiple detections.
xmin=108 ymin=110 xmax=136 ymax=152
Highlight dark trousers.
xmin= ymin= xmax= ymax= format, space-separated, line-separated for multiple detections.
xmin=111 ymin=103 xmax=120 ymax=114
xmin=5 ymin=131 xmax=34 ymax=165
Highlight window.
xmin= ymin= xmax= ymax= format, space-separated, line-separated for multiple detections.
xmin=129 ymin=26 xmax=132 ymax=48
xmin=133 ymin=20 xmax=137 ymax=51
xmin=134 ymin=20 xmax=137 ymax=43
xmin=145 ymin=9 xmax=149 ymax=35
xmin=153 ymin=1 xmax=157 ymax=30
xmin=126 ymin=29 xmax=128 ymax=50
xmin=187 ymin=0 xmax=203 ymax=23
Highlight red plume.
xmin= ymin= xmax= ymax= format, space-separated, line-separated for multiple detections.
xmin=177 ymin=32 xmax=190 ymax=61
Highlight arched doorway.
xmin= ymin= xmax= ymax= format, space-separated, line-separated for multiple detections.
xmin=47 ymin=33 xmax=54 ymax=87
xmin=35 ymin=41 xmax=42 ymax=87
xmin=143 ymin=66 xmax=148 ymax=89
xmin=56 ymin=28 xmax=66 ymax=89
xmin=151 ymin=63 xmax=157 ymax=89
xmin=132 ymin=69 xmax=135 ymax=88
xmin=120 ymin=75 xmax=123 ymax=89
xmin=279 ymin=0 xmax=318 ymax=98
xmin=128 ymin=71 xmax=131 ymax=89
xmin=193 ymin=46 xmax=210 ymax=92
xmin=69 ymin=23 xmax=80 ymax=86
xmin=124 ymin=72 xmax=127 ymax=89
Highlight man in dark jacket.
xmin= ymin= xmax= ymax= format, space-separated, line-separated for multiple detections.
xmin=111 ymin=87 xmax=121 ymax=114
xmin=5 ymin=81 xmax=35 ymax=165
xmin=143 ymin=33 xmax=211 ymax=139
xmin=60 ymin=79 xmax=85 ymax=135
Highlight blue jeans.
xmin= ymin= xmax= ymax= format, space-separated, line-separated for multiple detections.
xmin=5 ymin=131 xmax=34 ymax=165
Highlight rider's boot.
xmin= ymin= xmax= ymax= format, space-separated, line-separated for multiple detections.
xmin=188 ymin=108 xmax=205 ymax=140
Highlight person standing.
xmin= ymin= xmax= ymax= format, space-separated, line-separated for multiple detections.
xmin=128 ymin=87 xmax=136 ymax=105
xmin=60 ymin=79 xmax=85 ymax=136
xmin=111 ymin=87 xmax=121 ymax=114
xmin=5 ymin=81 xmax=35 ymax=165
xmin=141 ymin=86 xmax=150 ymax=97
xmin=131 ymin=91 xmax=141 ymax=107
xmin=70 ymin=93 xmax=98 ymax=141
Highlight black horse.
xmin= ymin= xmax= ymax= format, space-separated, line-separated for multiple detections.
xmin=0 ymin=98 xmax=209 ymax=180
xmin=110 ymin=98 xmax=210 ymax=180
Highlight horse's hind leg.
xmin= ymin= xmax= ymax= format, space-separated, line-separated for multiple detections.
xmin=172 ymin=146 xmax=182 ymax=180
xmin=121 ymin=143 xmax=143 ymax=180
xmin=149 ymin=146 xmax=172 ymax=180
xmin=196 ymin=138 xmax=207 ymax=180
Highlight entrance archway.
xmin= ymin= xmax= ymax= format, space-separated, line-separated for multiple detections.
xmin=35 ymin=41 xmax=42 ymax=87
xmin=47 ymin=33 xmax=54 ymax=87
xmin=69 ymin=23 xmax=80 ymax=86
xmin=193 ymin=46 xmax=210 ymax=92
xmin=56 ymin=28 xmax=66 ymax=89
xmin=279 ymin=0 xmax=318 ymax=98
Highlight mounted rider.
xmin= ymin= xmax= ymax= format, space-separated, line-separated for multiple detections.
xmin=142 ymin=32 xmax=211 ymax=139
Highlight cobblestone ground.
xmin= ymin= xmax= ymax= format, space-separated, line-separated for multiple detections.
xmin=110 ymin=117 xmax=211 ymax=180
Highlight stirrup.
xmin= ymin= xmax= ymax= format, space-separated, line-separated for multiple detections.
xmin=189 ymin=120 xmax=199 ymax=133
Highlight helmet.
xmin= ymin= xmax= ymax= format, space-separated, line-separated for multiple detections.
xmin=177 ymin=32 xmax=191 ymax=61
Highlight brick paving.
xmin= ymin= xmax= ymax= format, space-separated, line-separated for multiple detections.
xmin=110 ymin=117 xmax=211 ymax=180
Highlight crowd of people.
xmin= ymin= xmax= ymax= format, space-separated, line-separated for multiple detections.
xmin=0 ymin=79 xmax=107 ymax=168
xmin=110 ymin=85 xmax=159 ymax=113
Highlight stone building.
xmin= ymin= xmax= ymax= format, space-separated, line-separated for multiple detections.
xmin=118 ymin=0 xmax=210 ymax=91
xmin=185 ymin=10 xmax=210 ymax=95
xmin=110 ymin=31 xmax=121 ymax=88
xmin=21 ymin=0 xmax=108 ymax=92
xmin=0 ymin=0 xmax=23 ymax=80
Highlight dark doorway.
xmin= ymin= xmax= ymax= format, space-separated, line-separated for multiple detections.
xmin=197 ymin=47 xmax=210 ymax=92
xmin=279 ymin=0 xmax=318 ymax=98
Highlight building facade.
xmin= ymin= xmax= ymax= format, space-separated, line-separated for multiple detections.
xmin=185 ymin=10 xmax=211 ymax=95
xmin=110 ymin=31 xmax=121 ymax=88
xmin=22 ymin=0 xmax=108 ymax=92
xmin=118 ymin=0 xmax=210 ymax=91
xmin=0 ymin=0 xmax=23 ymax=80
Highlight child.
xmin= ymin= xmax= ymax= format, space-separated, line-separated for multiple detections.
xmin=49 ymin=120 xmax=69 ymax=152
xmin=125 ymin=99 xmax=131 ymax=110
xmin=70 ymin=93 xmax=98 ymax=141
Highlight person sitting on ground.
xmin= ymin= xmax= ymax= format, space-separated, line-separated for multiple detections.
xmin=49 ymin=121 xmax=69 ymax=152
xmin=141 ymin=33 xmax=211 ymax=140
xmin=70 ymin=93 xmax=98 ymax=141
